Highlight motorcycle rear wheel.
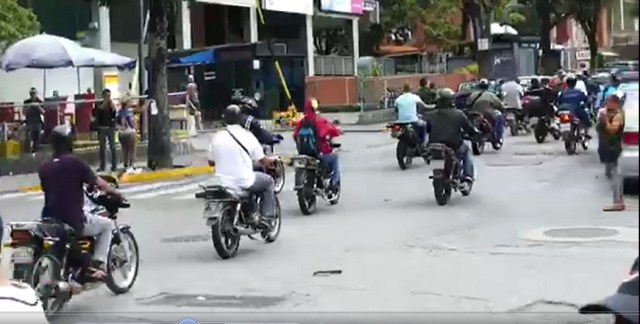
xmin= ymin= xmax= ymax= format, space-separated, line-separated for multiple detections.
xmin=471 ymin=140 xmax=485 ymax=155
xmin=534 ymin=125 xmax=548 ymax=144
xmin=211 ymin=206 xmax=241 ymax=259
xmin=31 ymin=254 xmax=65 ymax=317
xmin=396 ymin=141 xmax=409 ymax=170
xmin=509 ymin=123 xmax=518 ymax=136
xmin=564 ymin=138 xmax=577 ymax=155
xmin=433 ymin=180 xmax=452 ymax=206
xmin=297 ymin=190 xmax=317 ymax=215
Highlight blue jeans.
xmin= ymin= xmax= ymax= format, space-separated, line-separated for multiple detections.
xmin=457 ymin=144 xmax=474 ymax=180
xmin=571 ymin=106 xmax=593 ymax=128
xmin=319 ymin=153 xmax=340 ymax=186
xmin=413 ymin=120 xmax=427 ymax=144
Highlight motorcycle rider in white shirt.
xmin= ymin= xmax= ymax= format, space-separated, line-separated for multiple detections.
xmin=207 ymin=105 xmax=278 ymax=229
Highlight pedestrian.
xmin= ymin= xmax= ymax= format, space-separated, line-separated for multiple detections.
xmin=93 ymin=89 xmax=118 ymax=172
xmin=117 ymin=92 xmax=137 ymax=172
xmin=185 ymin=79 xmax=200 ymax=136
xmin=0 ymin=216 xmax=49 ymax=324
xmin=22 ymin=87 xmax=44 ymax=153
xmin=598 ymin=91 xmax=626 ymax=212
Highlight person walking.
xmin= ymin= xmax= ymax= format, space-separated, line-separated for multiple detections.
xmin=117 ymin=92 xmax=137 ymax=172
xmin=93 ymin=89 xmax=118 ymax=172
xmin=22 ymin=87 xmax=44 ymax=153
xmin=598 ymin=91 xmax=626 ymax=212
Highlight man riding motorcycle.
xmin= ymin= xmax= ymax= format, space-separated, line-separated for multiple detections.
xmin=466 ymin=79 xmax=505 ymax=140
xmin=426 ymin=88 xmax=479 ymax=190
xmin=231 ymin=95 xmax=277 ymax=147
xmin=38 ymin=125 xmax=122 ymax=286
xmin=395 ymin=83 xmax=429 ymax=145
xmin=293 ymin=98 xmax=342 ymax=195
xmin=558 ymin=75 xmax=592 ymax=138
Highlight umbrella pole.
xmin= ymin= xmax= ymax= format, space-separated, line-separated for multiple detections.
xmin=43 ymin=70 xmax=47 ymax=96
xmin=76 ymin=67 xmax=81 ymax=93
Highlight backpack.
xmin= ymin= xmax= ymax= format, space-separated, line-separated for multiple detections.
xmin=296 ymin=118 xmax=320 ymax=157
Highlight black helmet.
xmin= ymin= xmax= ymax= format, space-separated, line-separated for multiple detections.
xmin=478 ymin=78 xmax=489 ymax=90
xmin=436 ymin=88 xmax=455 ymax=108
xmin=50 ymin=125 xmax=73 ymax=156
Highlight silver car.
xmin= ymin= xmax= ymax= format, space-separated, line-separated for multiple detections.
xmin=618 ymin=84 xmax=639 ymax=187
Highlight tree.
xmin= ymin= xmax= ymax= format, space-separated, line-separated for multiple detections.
xmin=0 ymin=0 xmax=40 ymax=53
xmin=421 ymin=0 xmax=462 ymax=50
xmin=96 ymin=0 xmax=176 ymax=169
xmin=563 ymin=0 xmax=609 ymax=70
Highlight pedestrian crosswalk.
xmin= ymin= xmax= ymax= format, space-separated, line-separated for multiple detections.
xmin=0 ymin=177 xmax=215 ymax=202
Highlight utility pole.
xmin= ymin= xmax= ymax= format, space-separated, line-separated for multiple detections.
xmin=137 ymin=0 xmax=145 ymax=96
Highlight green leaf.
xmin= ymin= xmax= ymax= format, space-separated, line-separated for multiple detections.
xmin=0 ymin=0 xmax=40 ymax=53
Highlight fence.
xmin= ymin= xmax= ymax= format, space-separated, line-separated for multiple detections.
xmin=313 ymin=55 xmax=355 ymax=76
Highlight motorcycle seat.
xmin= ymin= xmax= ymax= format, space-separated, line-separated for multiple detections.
xmin=203 ymin=185 xmax=251 ymax=200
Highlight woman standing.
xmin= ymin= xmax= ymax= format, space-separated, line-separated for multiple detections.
xmin=598 ymin=91 xmax=626 ymax=212
xmin=117 ymin=93 xmax=137 ymax=172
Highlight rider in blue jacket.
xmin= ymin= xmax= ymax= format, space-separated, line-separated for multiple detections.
xmin=558 ymin=75 xmax=592 ymax=138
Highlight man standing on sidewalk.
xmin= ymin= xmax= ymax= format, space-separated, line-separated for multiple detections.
xmin=93 ymin=89 xmax=118 ymax=172
xmin=22 ymin=87 xmax=44 ymax=153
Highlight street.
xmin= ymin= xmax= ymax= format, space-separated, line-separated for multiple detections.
xmin=1 ymin=131 xmax=638 ymax=324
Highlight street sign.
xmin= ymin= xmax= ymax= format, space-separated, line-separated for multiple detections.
xmin=478 ymin=38 xmax=489 ymax=51
xmin=576 ymin=50 xmax=590 ymax=61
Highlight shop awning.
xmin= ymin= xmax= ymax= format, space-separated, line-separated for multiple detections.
xmin=178 ymin=49 xmax=216 ymax=65
xmin=167 ymin=43 xmax=258 ymax=67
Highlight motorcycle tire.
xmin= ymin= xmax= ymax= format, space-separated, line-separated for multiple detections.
xmin=105 ymin=229 xmax=140 ymax=294
xmin=433 ymin=180 xmax=452 ymax=206
xmin=271 ymin=160 xmax=286 ymax=194
xmin=31 ymin=254 xmax=65 ymax=317
xmin=261 ymin=198 xmax=282 ymax=243
xmin=329 ymin=183 xmax=341 ymax=206
xmin=534 ymin=126 xmax=548 ymax=144
xmin=552 ymin=129 xmax=561 ymax=140
xmin=564 ymin=138 xmax=577 ymax=155
xmin=509 ymin=123 xmax=518 ymax=136
xmin=471 ymin=140 xmax=485 ymax=155
xmin=581 ymin=137 xmax=590 ymax=151
xmin=211 ymin=206 xmax=241 ymax=259
xmin=297 ymin=190 xmax=317 ymax=215
xmin=396 ymin=141 xmax=409 ymax=170
xmin=460 ymin=180 xmax=473 ymax=196
xmin=491 ymin=137 xmax=503 ymax=150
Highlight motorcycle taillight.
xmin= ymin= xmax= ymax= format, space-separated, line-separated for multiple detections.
xmin=10 ymin=230 xmax=32 ymax=244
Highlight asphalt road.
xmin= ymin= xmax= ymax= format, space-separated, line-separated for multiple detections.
xmin=1 ymin=131 xmax=638 ymax=324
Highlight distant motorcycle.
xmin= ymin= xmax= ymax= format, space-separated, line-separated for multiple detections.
xmin=426 ymin=142 xmax=474 ymax=206
xmin=386 ymin=122 xmax=428 ymax=169
xmin=465 ymin=111 xmax=503 ymax=155
xmin=195 ymin=183 xmax=282 ymax=259
xmin=291 ymin=142 xmax=342 ymax=215
xmin=529 ymin=111 xmax=561 ymax=144
xmin=504 ymin=106 xmax=528 ymax=136
xmin=558 ymin=109 xmax=590 ymax=155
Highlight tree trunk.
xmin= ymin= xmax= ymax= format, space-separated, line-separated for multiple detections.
xmin=147 ymin=0 xmax=173 ymax=169
xmin=538 ymin=0 xmax=554 ymax=74
xmin=586 ymin=27 xmax=599 ymax=70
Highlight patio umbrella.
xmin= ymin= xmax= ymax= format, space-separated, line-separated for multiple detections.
xmin=77 ymin=47 xmax=136 ymax=69
xmin=0 ymin=34 xmax=95 ymax=72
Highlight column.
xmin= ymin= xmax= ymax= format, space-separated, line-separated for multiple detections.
xmin=179 ymin=1 xmax=192 ymax=49
xmin=91 ymin=0 xmax=111 ymax=51
xmin=351 ymin=17 xmax=359 ymax=76
xmin=305 ymin=14 xmax=315 ymax=76
xmin=249 ymin=6 xmax=258 ymax=42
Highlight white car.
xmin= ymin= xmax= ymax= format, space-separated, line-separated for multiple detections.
xmin=618 ymin=85 xmax=639 ymax=187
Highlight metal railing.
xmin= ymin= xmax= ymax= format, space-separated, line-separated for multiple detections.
xmin=313 ymin=55 xmax=355 ymax=76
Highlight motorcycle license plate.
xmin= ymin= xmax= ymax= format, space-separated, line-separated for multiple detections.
xmin=430 ymin=159 xmax=446 ymax=169
xmin=203 ymin=202 xmax=224 ymax=218
xmin=506 ymin=112 xmax=516 ymax=120
xmin=11 ymin=247 xmax=34 ymax=264
xmin=559 ymin=123 xmax=571 ymax=132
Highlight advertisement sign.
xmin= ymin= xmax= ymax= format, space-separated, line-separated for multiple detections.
xmin=320 ymin=0 xmax=363 ymax=15
xmin=263 ymin=0 xmax=313 ymax=15
xmin=363 ymin=0 xmax=376 ymax=11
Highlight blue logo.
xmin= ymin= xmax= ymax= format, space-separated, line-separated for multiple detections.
xmin=177 ymin=318 xmax=198 ymax=324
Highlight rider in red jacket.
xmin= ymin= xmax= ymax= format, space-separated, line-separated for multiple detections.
xmin=293 ymin=98 xmax=342 ymax=192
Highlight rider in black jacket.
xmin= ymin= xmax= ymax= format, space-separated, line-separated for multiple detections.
xmin=230 ymin=95 xmax=277 ymax=147
xmin=426 ymin=88 xmax=479 ymax=187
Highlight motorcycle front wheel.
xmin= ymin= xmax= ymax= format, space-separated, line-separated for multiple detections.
xmin=105 ymin=229 xmax=140 ymax=294
xmin=261 ymin=198 xmax=282 ymax=243
xmin=271 ymin=160 xmax=286 ymax=194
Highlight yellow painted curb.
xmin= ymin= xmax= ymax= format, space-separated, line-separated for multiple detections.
xmin=119 ymin=165 xmax=214 ymax=184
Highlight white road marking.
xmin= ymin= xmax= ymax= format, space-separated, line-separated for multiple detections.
xmin=128 ymin=183 xmax=202 ymax=199
xmin=0 ymin=192 xmax=40 ymax=200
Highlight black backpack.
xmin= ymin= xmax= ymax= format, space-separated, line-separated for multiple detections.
xmin=296 ymin=118 xmax=320 ymax=157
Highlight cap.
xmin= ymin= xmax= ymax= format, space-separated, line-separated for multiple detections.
xmin=580 ymin=269 xmax=639 ymax=324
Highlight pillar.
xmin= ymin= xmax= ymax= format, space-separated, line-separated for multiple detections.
xmin=249 ymin=6 xmax=258 ymax=42
xmin=351 ymin=17 xmax=359 ymax=76
xmin=91 ymin=0 xmax=111 ymax=51
xmin=305 ymin=14 xmax=315 ymax=76
xmin=179 ymin=1 xmax=192 ymax=49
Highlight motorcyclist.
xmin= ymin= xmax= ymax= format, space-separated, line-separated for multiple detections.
xmin=416 ymin=78 xmax=438 ymax=106
xmin=601 ymin=72 xmax=622 ymax=106
xmin=395 ymin=83 xmax=429 ymax=145
xmin=466 ymin=79 xmax=505 ymax=140
xmin=293 ymin=98 xmax=342 ymax=196
xmin=38 ymin=125 xmax=122 ymax=285
xmin=231 ymin=94 xmax=277 ymax=147
xmin=502 ymin=77 xmax=524 ymax=110
xmin=426 ymin=88 xmax=478 ymax=190
xmin=558 ymin=75 xmax=592 ymax=138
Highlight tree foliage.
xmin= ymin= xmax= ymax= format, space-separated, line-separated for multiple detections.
xmin=0 ymin=0 xmax=40 ymax=53
xmin=562 ymin=0 xmax=609 ymax=69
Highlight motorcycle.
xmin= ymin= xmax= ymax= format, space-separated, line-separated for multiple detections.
xmin=465 ymin=111 xmax=504 ymax=155
xmin=195 ymin=183 xmax=282 ymax=259
xmin=4 ymin=176 xmax=139 ymax=317
xmin=558 ymin=110 xmax=590 ymax=155
xmin=261 ymin=134 xmax=286 ymax=194
xmin=386 ymin=122 xmax=428 ymax=170
xmin=426 ymin=142 xmax=474 ymax=206
xmin=291 ymin=142 xmax=342 ymax=215
xmin=529 ymin=113 xmax=562 ymax=143
xmin=504 ymin=106 xmax=528 ymax=136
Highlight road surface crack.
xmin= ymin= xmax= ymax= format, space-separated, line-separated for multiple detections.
xmin=507 ymin=299 xmax=581 ymax=312
xmin=410 ymin=289 xmax=490 ymax=303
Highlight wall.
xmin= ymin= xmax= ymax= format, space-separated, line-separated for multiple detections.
xmin=306 ymin=73 xmax=475 ymax=107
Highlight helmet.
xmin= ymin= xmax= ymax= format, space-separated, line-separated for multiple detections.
xmin=436 ymin=88 xmax=455 ymax=108
xmin=305 ymin=98 xmax=319 ymax=113
xmin=478 ymin=79 xmax=489 ymax=90
xmin=50 ymin=125 xmax=73 ymax=156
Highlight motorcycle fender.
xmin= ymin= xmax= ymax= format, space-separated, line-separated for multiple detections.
xmin=113 ymin=224 xmax=131 ymax=236
xmin=205 ymin=217 xmax=219 ymax=227
xmin=294 ymin=169 xmax=308 ymax=190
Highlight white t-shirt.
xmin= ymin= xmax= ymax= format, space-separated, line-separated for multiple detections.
xmin=575 ymin=80 xmax=588 ymax=95
xmin=0 ymin=280 xmax=48 ymax=324
xmin=502 ymin=81 xmax=524 ymax=109
xmin=208 ymin=125 xmax=265 ymax=189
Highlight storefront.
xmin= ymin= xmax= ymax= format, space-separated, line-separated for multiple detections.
xmin=314 ymin=0 xmax=364 ymax=76
xmin=191 ymin=0 xmax=258 ymax=48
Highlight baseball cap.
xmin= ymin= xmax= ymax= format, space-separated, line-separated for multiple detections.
xmin=579 ymin=265 xmax=639 ymax=324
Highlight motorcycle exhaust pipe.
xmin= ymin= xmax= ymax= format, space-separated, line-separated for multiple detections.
xmin=232 ymin=227 xmax=258 ymax=235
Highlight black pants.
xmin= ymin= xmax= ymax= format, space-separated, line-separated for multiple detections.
xmin=98 ymin=127 xmax=118 ymax=171
xmin=28 ymin=125 xmax=41 ymax=153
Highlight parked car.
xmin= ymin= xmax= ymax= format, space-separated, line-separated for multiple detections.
xmin=605 ymin=60 xmax=639 ymax=73
xmin=618 ymin=83 xmax=639 ymax=190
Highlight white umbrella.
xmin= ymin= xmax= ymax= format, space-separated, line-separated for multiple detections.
xmin=77 ymin=47 xmax=136 ymax=68
xmin=0 ymin=34 xmax=95 ymax=71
